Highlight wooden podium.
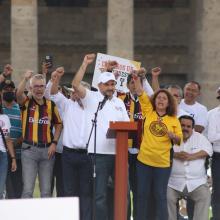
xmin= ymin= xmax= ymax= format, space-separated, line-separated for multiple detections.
xmin=107 ymin=121 xmax=137 ymax=220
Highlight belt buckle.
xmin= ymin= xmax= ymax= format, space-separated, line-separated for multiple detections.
xmin=33 ymin=142 xmax=48 ymax=148
xmin=39 ymin=143 xmax=48 ymax=148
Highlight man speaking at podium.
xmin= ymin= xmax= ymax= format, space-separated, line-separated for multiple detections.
xmin=72 ymin=54 xmax=129 ymax=220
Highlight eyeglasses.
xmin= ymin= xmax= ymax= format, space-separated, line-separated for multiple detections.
xmin=173 ymin=94 xmax=180 ymax=98
xmin=32 ymin=84 xmax=46 ymax=89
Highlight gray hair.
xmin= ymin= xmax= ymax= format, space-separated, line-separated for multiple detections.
xmin=167 ymin=84 xmax=183 ymax=98
xmin=29 ymin=74 xmax=46 ymax=87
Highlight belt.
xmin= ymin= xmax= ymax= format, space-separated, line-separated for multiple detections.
xmin=23 ymin=141 xmax=50 ymax=148
xmin=63 ymin=146 xmax=87 ymax=154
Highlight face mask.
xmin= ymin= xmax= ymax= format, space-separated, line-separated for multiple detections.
xmin=3 ymin=91 xmax=15 ymax=102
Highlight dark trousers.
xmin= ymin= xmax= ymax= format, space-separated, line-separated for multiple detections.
xmin=6 ymin=158 xmax=23 ymax=199
xmin=136 ymin=161 xmax=171 ymax=220
xmin=51 ymin=152 xmax=64 ymax=197
xmin=128 ymin=153 xmax=138 ymax=220
xmin=62 ymin=147 xmax=93 ymax=220
xmin=186 ymin=198 xmax=194 ymax=220
xmin=211 ymin=153 xmax=220 ymax=220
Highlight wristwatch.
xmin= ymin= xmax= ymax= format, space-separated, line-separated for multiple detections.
xmin=51 ymin=140 xmax=58 ymax=145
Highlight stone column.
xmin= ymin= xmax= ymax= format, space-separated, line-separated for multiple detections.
xmin=11 ymin=0 xmax=38 ymax=85
xmin=107 ymin=0 xmax=133 ymax=60
xmin=190 ymin=0 xmax=220 ymax=109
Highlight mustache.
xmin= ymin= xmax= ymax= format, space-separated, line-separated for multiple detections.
xmin=104 ymin=90 xmax=114 ymax=94
xmin=182 ymin=129 xmax=189 ymax=133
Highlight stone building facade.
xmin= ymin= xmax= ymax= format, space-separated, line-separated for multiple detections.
xmin=0 ymin=0 xmax=219 ymax=108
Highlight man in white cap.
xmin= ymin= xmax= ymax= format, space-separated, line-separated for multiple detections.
xmin=72 ymin=54 xmax=129 ymax=220
xmin=207 ymin=87 xmax=220 ymax=220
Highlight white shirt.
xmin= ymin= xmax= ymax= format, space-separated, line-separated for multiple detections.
xmin=177 ymin=106 xmax=190 ymax=118
xmin=50 ymin=92 xmax=87 ymax=149
xmin=82 ymin=89 xmax=130 ymax=154
xmin=180 ymin=99 xmax=208 ymax=128
xmin=0 ymin=114 xmax=11 ymax=152
xmin=168 ymin=131 xmax=213 ymax=192
xmin=207 ymin=106 xmax=220 ymax=153
xmin=45 ymin=81 xmax=64 ymax=153
xmin=142 ymin=78 xmax=154 ymax=97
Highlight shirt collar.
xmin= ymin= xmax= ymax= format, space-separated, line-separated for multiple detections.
xmin=31 ymin=97 xmax=47 ymax=106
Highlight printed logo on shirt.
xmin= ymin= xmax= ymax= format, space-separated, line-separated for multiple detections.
xmin=0 ymin=120 xmax=5 ymax=128
xmin=29 ymin=106 xmax=36 ymax=111
xmin=0 ymin=120 xmax=9 ymax=136
xmin=189 ymin=113 xmax=195 ymax=118
xmin=190 ymin=146 xmax=199 ymax=151
xmin=149 ymin=121 xmax=168 ymax=137
xmin=133 ymin=112 xmax=143 ymax=120
xmin=28 ymin=116 xmax=49 ymax=125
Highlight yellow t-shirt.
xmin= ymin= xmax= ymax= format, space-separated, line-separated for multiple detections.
xmin=137 ymin=92 xmax=183 ymax=168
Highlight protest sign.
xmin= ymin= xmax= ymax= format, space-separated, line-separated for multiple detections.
xmin=92 ymin=53 xmax=141 ymax=93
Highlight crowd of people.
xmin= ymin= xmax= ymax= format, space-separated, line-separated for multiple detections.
xmin=0 ymin=54 xmax=219 ymax=220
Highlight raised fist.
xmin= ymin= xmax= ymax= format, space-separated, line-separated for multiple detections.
xmin=137 ymin=67 xmax=147 ymax=78
xmin=24 ymin=70 xmax=33 ymax=81
xmin=105 ymin=60 xmax=118 ymax=72
xmin=151 ymin=67 xmax=161 ymax=77
xmin=56 ymin=66 xmax=65 ymax=77
xmin=3 ymin=64 xmax=13 ymax=76
xmin=83 ymin=54 xmax=96 ymax=65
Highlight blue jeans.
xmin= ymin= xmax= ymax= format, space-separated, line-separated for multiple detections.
xmin=62 ymin=147 xmax=93 ymax=220
xmin=21 ymin=144 xmax=55 ymax=198
xmin=93 ymin=154 xmax=115 ymax=220
xmin=0 ymin=151 xmax=8 ymax=199
xmin=136 ymin=160 xmax=171 ymax=220
xmin=211 ymin=153 xmax=220 ymax=220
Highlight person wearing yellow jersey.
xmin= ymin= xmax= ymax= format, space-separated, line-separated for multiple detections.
xmin=133 ymin=72 xmax=182 ymax=220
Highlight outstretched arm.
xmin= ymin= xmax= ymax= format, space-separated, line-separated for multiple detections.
xmin=132 ymin=71 xmax=144 ymax=96
xmin=136 ymin=67 xmax=154 ymax=96
xmin=50 ymin=67 xmax=64 ymax=95
xmin=72 ymin=54 xmax=96 ymax=98
xmin=151 ymin=67 xmax=161 ymax=92
xmin=16 ymin=70 xmax=33 ymax=105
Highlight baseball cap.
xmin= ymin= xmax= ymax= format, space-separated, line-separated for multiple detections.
xmin=0 ymin=80 xmax=15 ymax=90
xmin=63 ymin=85 xmax=75 ymax=93
xmin=98 ymin=72 xmax=116 ymax=84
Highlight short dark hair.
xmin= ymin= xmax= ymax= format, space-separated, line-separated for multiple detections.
xmin=179 ymin=115 xmax=195 ymax=128
xmin=185 ymin=81 xmax=201 ymax=91
xmin=127 ymin=74 xmax=143 ymax=85
xmin=151 ymin=89 xmax=177 ymax=116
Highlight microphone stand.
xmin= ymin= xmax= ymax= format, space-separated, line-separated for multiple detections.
xmin=86 ymin=101 xmax=102 ymax=220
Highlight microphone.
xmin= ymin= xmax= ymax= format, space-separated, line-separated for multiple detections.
xmin=99 ymin=95 xmax=108 ymax=110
